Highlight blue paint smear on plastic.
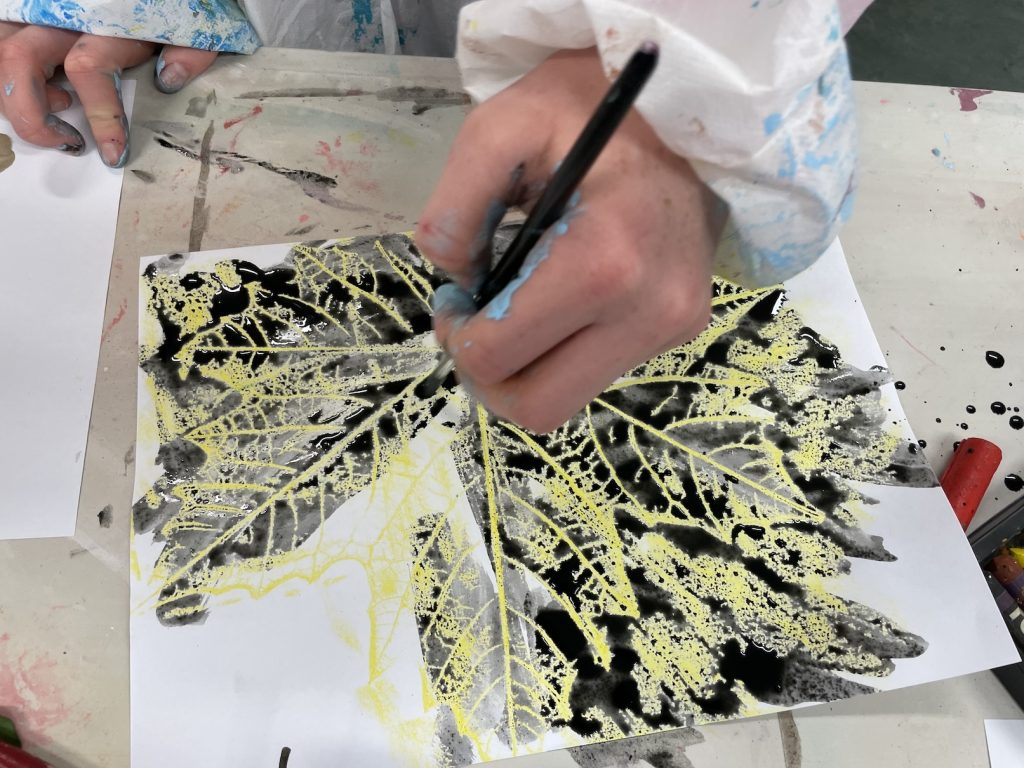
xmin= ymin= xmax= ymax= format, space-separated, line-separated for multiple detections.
xmin=352 ymin=0 xmax=374 ymax=42
xmin=763 ymin=113 xmax=782 ymax=136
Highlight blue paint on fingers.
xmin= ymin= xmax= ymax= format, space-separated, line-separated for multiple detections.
xmin=3 ymin=81 xmax=13 ymax=97
xmin=431 ymin=283 xmax=476 ymax=317
xmin=482 ymin=197 xmax=582 ymax=321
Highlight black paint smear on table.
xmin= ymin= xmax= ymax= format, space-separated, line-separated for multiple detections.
xmin=153 ymin=135 xmax=372 ymax=213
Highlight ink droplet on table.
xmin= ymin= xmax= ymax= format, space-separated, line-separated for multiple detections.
xmin=1005 ymin=474 xmax=1024 ymax=493
xmin=966 ymin=404 xmax=976 ymax=414
xmin=1011 ymin=415 xmax=1024 ymax=430
xmin=986 ymin=350 xmax=1005 ymax=368
xmin=960 ymin=422 xmax=969 ymax=430
xmin=894 ymin=381 xmax=906 ymax=390
xmin=993 ymin=401 xmax=1007 ymax=415
xmin=918 ymin=439 xmax=928 ymax=448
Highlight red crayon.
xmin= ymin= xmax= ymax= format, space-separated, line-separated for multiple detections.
xmin=940 ymin=437 xmax=1002 ymax=530
xmin=991 ymin=550 xmax=1024 ymax=608
xmin=0 ymin=742 xmax=52 ymax=768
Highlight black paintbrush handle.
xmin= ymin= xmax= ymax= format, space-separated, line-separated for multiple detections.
xmin=475 ymin=41 xmax=659 ymax=307
xmin=416 ymin=41 xmax=659 ymax=399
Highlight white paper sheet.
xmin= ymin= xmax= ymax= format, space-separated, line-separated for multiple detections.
xmin=985 ymin=720 xmax=1024 ymax=768
xmin=0 ymin=83 xmax=134 ymax=540
xmin=130 ymin=237 xmax=1020 ymax=767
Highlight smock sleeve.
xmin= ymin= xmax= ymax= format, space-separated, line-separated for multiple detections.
xmin=457 ymin=0 xmax=859 ymax=285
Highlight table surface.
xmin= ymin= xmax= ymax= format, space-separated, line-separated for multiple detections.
xmin=1 ymin=48 xmax=1022 ymax=768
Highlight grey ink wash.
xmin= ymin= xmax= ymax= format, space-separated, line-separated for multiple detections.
xmin=569 ymin=728 xmax=705 ymax=768
xmin=186 ymin=90 xmax=218 ymax=118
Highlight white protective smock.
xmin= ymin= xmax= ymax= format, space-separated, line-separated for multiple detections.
xmin=456 ymin=0 xmax=860 ymax=284
xmin=0 ymin=0 xmax=871 ymax=283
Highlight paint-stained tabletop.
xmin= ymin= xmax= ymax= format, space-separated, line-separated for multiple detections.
xmin=0 ymin=49 xmax=1021 ymax=768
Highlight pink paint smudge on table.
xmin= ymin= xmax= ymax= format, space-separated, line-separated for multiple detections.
xmin=0 ymin=634 xmax=70 ymax=746
xmin=315 ymin=139 xmax=379 ymax=193
xmin=101 ymin=300 xmax=128 ymax=342
xmin=223 ymin=104 xmax=263 ymax=129
xmin=950 ymin=88 xmax=992 ymax=112
xmin=970 ymin=192 xmax=986 ymax=209
xmin=298 ymin=214 xmax=310 ymax=223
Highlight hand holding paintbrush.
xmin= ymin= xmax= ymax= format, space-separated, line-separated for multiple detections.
xmin=416 ymin=43 xmax=726 ymax=432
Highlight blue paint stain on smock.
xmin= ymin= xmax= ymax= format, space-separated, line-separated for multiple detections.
xmin=21 ymin=0 xmax=87 ymax=30
xmin=803 ymin=151 xmax=838 ymax=170
xmin=837 ymin=188 xmax=856 ymax=223
xmin=763 ymin=112 xmax=782 ymax=136
xmin=778 ymin=138 xmax=797 ymax=178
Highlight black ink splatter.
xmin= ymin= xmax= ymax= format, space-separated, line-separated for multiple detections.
xmin=97 ymin=505 xmax=113 ymax=528
xmin=992 ymin=402 xmax=1007 ymax=415
xmin=1011 ymin=416 xmax=1024 ymax=430
xmin=1006 ymin=474 xmax=1024 ymax=493
xmin=894 ymin=381 xmax=906 ymax=390
xmin=966 ymin=405 xmax=976 ymax=414
xmin=986 ymin=351 xmax=1006 ymax=368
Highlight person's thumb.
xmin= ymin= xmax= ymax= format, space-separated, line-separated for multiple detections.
xmin=154 ymin=45 xmax=219 ymax=94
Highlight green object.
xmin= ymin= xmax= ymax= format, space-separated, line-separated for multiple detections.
xmin=0 ymin=715 xmax=21 ymax=748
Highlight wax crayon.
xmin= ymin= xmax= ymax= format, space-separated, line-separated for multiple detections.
xmin=986 ymin=572 xmax=1024 ymax=650
xmin=990 ymin=550 xmax=1024 ymax=608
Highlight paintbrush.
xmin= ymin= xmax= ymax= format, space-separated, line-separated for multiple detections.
xmin=415 ymin=40 xmax=660 ymax=398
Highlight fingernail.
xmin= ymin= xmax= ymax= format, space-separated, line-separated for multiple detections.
xmin=431 ymin=282 xmax=476 ymax=317
xmin=155 ymin=54 xmax=189 ymax=94
xmin=102 ymin=140 xmax=128 ymax=168
xmin=46 ymin=114 xmax=85 ymax=152
xmin=53 ymin=87 xmax=73 ymax=111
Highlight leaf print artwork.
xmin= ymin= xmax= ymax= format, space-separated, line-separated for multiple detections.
xmin=131 ymin=228 xmax=1016 ymax=768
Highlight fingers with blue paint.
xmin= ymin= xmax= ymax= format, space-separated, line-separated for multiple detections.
xmin=0 ymin=24 xmax=83 ymax=153
xmin=155 ymin=46 xmax=219 ymax=94
xmin=65 ymin=36 xmax=156 ymax=167
xmin=420 ymin=48 xmax=726 ymax=433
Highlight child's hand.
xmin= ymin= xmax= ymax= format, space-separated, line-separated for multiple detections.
xmin=417 ymin=48 xmax=726 ymax=433
xmin=0 ymin=23 xmax=216 ymax=166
